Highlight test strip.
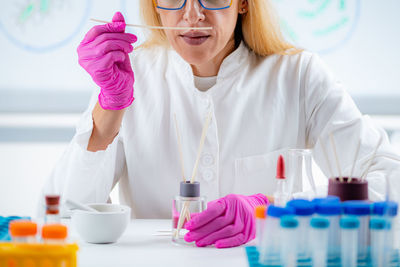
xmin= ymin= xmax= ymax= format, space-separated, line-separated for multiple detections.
xmin=90 ymin=18 xmax=213 ymax=31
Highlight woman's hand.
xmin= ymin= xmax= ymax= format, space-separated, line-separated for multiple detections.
xmin=77 ymin=12 xmax=137 ymax=110
xmin=184 ymin=193 xmax=269 ymax=248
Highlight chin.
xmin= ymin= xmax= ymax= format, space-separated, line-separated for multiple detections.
xmin=173 ymin=39 xmax=215 ymax=65
xmin=180 ymin=51 xmax=212 ymax=65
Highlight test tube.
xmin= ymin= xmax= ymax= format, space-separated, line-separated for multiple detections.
xmin=340 ymin=216 xmax=360 ymax=267
xmin=370 ymin=218 xmax=386 ymax=267
xmin=313 ymin=198 xmax=341 ymax=263
xmin=286 ymin=199 xmax=315 ymax=261
xmin=42 ymin=223 xmax=68 ymax=244
xmin=342 ymin=201 xmax=371 ymax=261
xmin=9 ymin=220 xmax=37 ymax=243
xmin=310 ymin=217 xmax=330 ymax=267
xmin=259 ymin=205 xmax=294 ymax=265
xmin=372 ymin=201 xmax=398 ymax=263
xmin=280 ymin=215 xmax=299 ymax=267
xmin=254 ymin=205 xmax=267 ymax=250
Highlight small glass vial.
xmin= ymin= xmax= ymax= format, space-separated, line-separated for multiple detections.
xmin=42 ymin=223 xmax=68 ymax=244
xmin=9 ymin=220 xmax=38 ymax=243
xmin=172 ymin=181 xmax=206 ymax=245
xmin=45 ymin=195 xmax=61 ymax=224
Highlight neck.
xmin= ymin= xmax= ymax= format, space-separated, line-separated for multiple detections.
xmin=191 ymin=38 xmax=236 ymax=77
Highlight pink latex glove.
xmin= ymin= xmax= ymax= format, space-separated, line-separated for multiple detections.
xmin=184 ymin=193 xmax=269 ymax=248
xmin=77 ymin=12 xmax=137 ymax=110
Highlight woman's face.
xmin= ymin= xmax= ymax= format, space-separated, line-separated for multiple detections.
xmin=156 ymin=0 xmax=245 ymax=66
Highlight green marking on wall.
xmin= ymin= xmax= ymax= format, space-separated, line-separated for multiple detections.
xmin=20 ymin=3 xmax=35 ymax=23
xmin=298 ymin=0 xmax=332 ymax=18
xmin=339 ymin=0 xmax=345 ymax=10
xmin=313 ymin=16 xmax=349 ymax=36
xmin=280 ymin=19 xmax=298 ymax=41
xmin=40 ymin=0 xmax=50 ymax=13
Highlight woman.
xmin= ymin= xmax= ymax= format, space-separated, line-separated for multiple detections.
xmin=43 ymin=0 xmax=400 ymax=248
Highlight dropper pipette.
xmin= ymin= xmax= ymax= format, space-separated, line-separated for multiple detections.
xmin=90 ymin=18 xmax=213 ymax=31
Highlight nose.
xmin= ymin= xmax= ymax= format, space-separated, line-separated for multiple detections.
xmin=182 ymin=0 xmax=205 ymax=25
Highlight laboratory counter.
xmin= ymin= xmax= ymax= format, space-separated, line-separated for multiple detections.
xmin=68 ymin=219 xmax=249 ymax=267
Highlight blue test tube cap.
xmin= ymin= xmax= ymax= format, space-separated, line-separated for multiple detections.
xmin=267 ymin=205 xmax=294 ymax=218
xmin=286 ymin=199 xmax=315 ymax=216
xmin=280 ymin=215 xmax=299 ymax=228
xmin=342 ymin=200 xmax=371 ymax=216
xmin=312 ymin=196 xmax=340 ymax=204
xmin=369 ymin=218 xmax=387 ymax=230
xmin=340 ymin=216 xmax=360 ymax=229
xmin=310 ymin=217 xmax=330 ymax=229
xmin=314 ymin=200 xmax=342 ymax=216
xmin=372 ymin=201 xmax=398 ymax=217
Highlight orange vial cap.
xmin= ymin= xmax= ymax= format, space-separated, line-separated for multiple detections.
xmin=9 ymin=220 xmax=37 ymax=237
xmin=42 ymin=224 xmax=68 ymax=239
xmin=255 ymin=205 xmax=267 ymax=219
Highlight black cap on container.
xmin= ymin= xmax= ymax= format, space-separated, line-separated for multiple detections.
xmin=180 ymin=181 xmax=200 ymax=197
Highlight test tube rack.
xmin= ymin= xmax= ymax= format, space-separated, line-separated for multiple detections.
xmin=245 ymin=246 xmax=400 ymax=267
xmin=0 ymin=242 xmax=78 ymax=267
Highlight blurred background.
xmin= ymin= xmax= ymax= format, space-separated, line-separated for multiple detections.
xmin=0 ymin=0 xmax=399 ymax=217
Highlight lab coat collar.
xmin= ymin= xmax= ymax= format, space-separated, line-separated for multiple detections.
xmin=168 ymin=41 xmax=249 ymax=84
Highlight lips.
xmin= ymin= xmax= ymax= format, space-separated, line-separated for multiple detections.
xmin=180 ymin=31 xmax=211 ymax=46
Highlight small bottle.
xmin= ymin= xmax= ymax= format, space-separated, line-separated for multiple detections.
xmin=273 ymin=155 xmax=289 ymax=207
xmin=42 ymin=223 xmax=68 ymax=244
xmin=340 ymin=216 xmax=359 ymax=267
xmin=9 ymin=220 xmax=38 ymax=243
xmin=172 ymin=181 xmax=206 ymax=244
xmin=254 ymin=205 xmax=267 ymax=250
xmin=310 ymin=217 xmax=330 ymax=267
xmin=280 ymin=215 xmax=299 ymax=267
xmin=45 ymin=195 xmax=61 ymax=224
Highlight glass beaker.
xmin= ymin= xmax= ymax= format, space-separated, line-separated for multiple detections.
xmin=284 ymin=149 xmax=317 ymax=199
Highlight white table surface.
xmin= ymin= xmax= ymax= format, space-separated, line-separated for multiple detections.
xmin=67 ymin=219 xmax=250 ymax=267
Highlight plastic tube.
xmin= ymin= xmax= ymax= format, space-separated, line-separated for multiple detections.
xmin=340 ymin=216 xmax=359 ymax=267
xmin=313 ymin=198 xmax=341 ymax=263
xmin=342 ymin=201 xmax=371 ymax=261
xmin=259 ymin=205 xmax=294 ymax=265
xmin=254 ymin=205 xmax=267 ymax=250
xmin=372 ymin=201 xmax=398 ymax=264
xmin=280 ymin=216 xmax=299 ymax=267
xmin=9 ymin=220 xmax=37 ymax=243
xmin=42 ymin=224 xmax=68 ymax=244
xmin=310 ymin=217 xmax=330 ymax=267
xmin=370 ymin=218 xmax=386 ymax=267
xmin=286 ymin=199 xmax=315 ymax=261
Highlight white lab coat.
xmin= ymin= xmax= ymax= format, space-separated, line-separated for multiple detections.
xmin=42 ymin=42 xmax=400 ymax=220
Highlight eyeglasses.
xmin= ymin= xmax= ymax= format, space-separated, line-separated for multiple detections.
xmin=153 ymin=0 xmax=232 ymax=11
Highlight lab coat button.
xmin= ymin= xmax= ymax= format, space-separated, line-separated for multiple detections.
xmin=201 ymin=154 xmax=214 ymax=166
xmin=202 ymin=169 xmax=214 ymax=181
xmin=202 ymin=98 xmax=210 ymax=107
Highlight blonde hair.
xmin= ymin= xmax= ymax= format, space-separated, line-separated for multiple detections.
xmin=139 ymin=0 xmax=300 ymax=56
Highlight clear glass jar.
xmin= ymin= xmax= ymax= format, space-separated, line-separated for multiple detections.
xmin=172 ymin=194 xmax=206 ymax=245
xmin=45 ymin=195 xmax=61 ymax=224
